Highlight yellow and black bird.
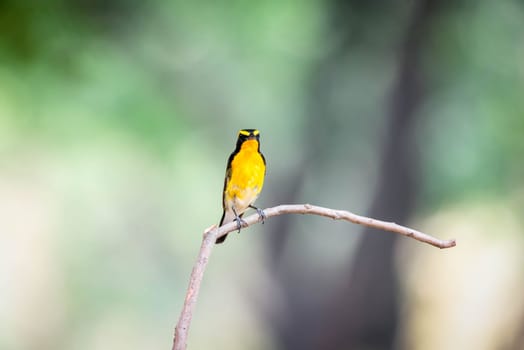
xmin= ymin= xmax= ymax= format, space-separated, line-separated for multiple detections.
xmin=216 ymin=129 xmax=266 ymax=244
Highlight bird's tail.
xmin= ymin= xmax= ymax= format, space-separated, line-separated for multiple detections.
xmin=215 ymin=210 xmax=238 ymax=244
xmin=216 ymin=211 xmax=229 ymax=244
xmin=215 ymin=234 xmax=227 ymax=244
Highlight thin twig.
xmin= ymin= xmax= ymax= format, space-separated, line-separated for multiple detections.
xmin=172 ymin=203 xmax=456 ymax=350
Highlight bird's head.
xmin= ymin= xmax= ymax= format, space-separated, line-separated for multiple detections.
xmin=238 ymin=129 xmax=259 ymax=140
xmin=235 ymin=129 xmax=260 ymax=151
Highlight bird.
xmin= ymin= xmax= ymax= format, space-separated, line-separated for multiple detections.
xmin=216 ymin=129 xmax=266 ymax=244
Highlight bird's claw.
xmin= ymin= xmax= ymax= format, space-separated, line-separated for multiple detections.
xmin=234 ymin=216 xmax=247 ymax=233
xmin=250 ymin=205 xmax=266 ymax=224
xmin=256 ymin=208 xmax=266 ymax=224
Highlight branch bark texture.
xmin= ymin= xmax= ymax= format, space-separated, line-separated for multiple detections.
xmin=172 ymin=203 xmax=456 ymax=350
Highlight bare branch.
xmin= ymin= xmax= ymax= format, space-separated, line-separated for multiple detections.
xmin=172 ymin=204 xmax=456 ymax=350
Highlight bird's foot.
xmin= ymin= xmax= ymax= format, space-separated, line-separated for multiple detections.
xmin=234 ymin=216 xmax=247 ymax=233
xmin=250 ymin=205 xmax=266 ymax=224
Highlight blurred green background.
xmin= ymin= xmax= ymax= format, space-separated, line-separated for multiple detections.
xmin=1 ymin=1 xmax=524 ymax=349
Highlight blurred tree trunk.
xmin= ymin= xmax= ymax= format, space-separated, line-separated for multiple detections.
xmin=311 ymin=0 xmax=438 ymax=348
xmin=266 ymin=1 xmax=438 ymax=349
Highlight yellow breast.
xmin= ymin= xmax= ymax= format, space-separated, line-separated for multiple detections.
xmin=226 ymin=139 xmax=265 ymax=204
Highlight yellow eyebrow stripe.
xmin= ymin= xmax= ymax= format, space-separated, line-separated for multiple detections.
xmin=238 ymin=129 xmax=260 ymax=137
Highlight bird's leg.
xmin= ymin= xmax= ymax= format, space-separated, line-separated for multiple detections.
xmin=249 ymin=205 xmax=266 ymax=224
xmin=232 ymin=207 xmax=247 ymax=233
